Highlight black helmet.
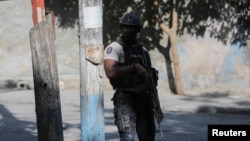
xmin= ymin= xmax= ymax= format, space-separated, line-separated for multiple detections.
xmin=119 ymin=13 xmax=141 ymax=31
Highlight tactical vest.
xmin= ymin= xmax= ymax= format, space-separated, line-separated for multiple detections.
xmin=110 ymin=39 xmax=152 ymax=89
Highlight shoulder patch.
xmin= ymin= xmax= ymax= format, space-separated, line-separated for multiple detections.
xmin=106 ymin=46 xmax=113 ymax=54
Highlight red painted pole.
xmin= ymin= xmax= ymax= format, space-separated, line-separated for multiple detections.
xmin=31 ymin=0 xmax=45 ymax=25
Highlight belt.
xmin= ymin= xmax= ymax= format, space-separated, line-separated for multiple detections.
xmin=115 ymin=83 xmax=150 ymax=94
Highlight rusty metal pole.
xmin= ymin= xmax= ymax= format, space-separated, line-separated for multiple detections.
xmin=78 ymin=0 xmax=105 ymax=141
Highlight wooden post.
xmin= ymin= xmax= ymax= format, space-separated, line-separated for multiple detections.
xmin=29 ymin=13 xmax=64 ymax=141
xmin=79 ymin=0 xmax=105 ymax=141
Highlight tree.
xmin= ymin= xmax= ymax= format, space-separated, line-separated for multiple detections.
xmin=153 ymin=0 xmax=184 ymax=95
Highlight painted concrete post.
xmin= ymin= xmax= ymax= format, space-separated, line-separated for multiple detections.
xmin=78 ymin=0 xmax=105 ymax=141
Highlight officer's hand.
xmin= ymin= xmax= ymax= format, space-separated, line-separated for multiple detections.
xmin=134 ymin=64 xmax=148 ymax=81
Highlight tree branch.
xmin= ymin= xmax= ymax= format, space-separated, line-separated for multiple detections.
xmin=160 ymin=23 xmax=171 ymax=35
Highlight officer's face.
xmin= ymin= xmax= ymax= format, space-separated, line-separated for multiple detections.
xmin=121 ymin=25 xmax=139 ymax=41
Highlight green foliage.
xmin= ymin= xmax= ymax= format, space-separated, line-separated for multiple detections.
xmin=103 ymin=0 xmax=249 ymax=48
xmin=177 ymin=0 xmax=249 ymax=47
xmin=45 ymin=0 xmax=78 ymax=28
xmin=45 ymin=0 xmax=249 ymax=48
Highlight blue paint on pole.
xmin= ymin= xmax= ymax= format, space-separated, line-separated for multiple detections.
xmin=80 ymin=93 xmax=105 ymax=141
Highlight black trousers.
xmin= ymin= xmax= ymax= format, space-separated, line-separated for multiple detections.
xmin=112 ymin=90 xmax=156 ymax=141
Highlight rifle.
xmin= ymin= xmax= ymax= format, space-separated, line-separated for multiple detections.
xmin=146 ymin=66 xmax=164 ymax=136
xmin=133 ymin=44 xmax=164 ymax=136
xmin=132 ymin=68 xmax=164 ymax=137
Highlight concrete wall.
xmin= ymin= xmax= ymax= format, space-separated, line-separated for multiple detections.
xmin=179 ymin=34 xmax=250 ymax=89
xmin=0 ymin=0 xmax=249 ymax=93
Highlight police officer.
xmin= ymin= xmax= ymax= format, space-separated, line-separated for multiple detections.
xmin=104 ymin=13 xmax=156 ymax=141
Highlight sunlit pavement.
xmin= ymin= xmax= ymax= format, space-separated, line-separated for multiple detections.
xmin=1 ymin=89 xmax=250 ymax=141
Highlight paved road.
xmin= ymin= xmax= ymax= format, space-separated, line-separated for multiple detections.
xmin=0 ymin=88 xmax=250 ymax=141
